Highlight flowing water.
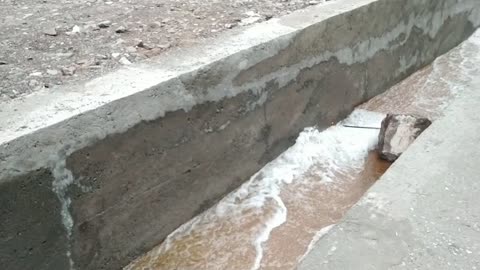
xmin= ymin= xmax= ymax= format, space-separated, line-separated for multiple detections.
xmin=125 ymin=30 xmax=480 ymax=270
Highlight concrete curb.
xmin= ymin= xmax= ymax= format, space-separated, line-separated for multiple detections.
xmin=1 ymin=0 xmax=479 ymax=269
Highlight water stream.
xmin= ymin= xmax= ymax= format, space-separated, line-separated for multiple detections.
xmin=125 ymin=30 xmax=478 ymax=270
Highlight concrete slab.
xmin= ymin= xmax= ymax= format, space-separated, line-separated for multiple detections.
xmin=298 ymin=30 xmax=480 ymax=270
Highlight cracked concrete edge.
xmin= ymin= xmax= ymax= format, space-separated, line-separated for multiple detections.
xmin=0 ymin=0 xmax=374 ymax=142
xmin=297 ymin=30 xmax=480 ymax=270
xmin=1 ymin=0 xmax=479 ymax=181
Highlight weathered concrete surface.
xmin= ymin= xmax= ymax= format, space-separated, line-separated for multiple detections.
xmin=298 ymin=30 xmax=480 ymax=270
xmin=378 ymin=114 xmax=431 ymax=161
xmin=1 ymin=0 xmax=479 ymax=269
xmin=0 ymin=169 xmax=70 ymax=270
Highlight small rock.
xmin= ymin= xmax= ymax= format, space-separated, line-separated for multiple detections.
xmin=119 ymin=56 xmax=132 ymax=65
xmin=72 ymin=25 xmax=81 ymax=33
xmin=61 ymin=66 xmax=76 ymax=76
xmin=96 ymin=54 xmax=109 ymax=60
xmin=55 ymin=52 xmax=74 ymax=58
xmin=125 ymin=46 xmax=137 ymax=53
xmin=29 ymin=71 xmax=42 ymax=77
xmin=46 ymin=69 xmax=59 ymax=75
xmin=204 ymin=127 xmax=213 ymax=133
xmin=115 ymin=26 xmax=128 ymax=33
xmin=43 ymin=26 xmax=57 ymax=36
xmin=308 ymin=0 xmax=320 ymax=5
xmin=98 ymin=20 xmax=112 ymax=28
xmin=111 ymin=52 xmax=121 ymax=58
xmin=240 ymin=12 xmax=261 ymax=26
xmin=157 ymin=43 xmax=171 ymax=49
xmin=378 ymin=114 xmax=432 ymax=161
xmin=0 ymin=60 xmax=6 ymax=65
xmin=224 ymin=23 xmax=236 ymax=29
xmin=137 ymin=41 xmax=154 ymax=50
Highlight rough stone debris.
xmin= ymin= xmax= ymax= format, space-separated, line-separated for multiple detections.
xmin=43 ymin=26 xmax=58 ymax=36
xmin=61 ymin=66 xmax=76 ymax=76
xmin=378 ymin=114 xmax=432 ymax=161
xmin=0 ymin=0 xmax=333 ymax=101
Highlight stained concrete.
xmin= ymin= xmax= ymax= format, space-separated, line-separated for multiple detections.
xmin=1 ymin=0 xmax=480 ymax=269
xmin=0 ymin=169 xmax=70 ymax=270
xmin=298 ymin=29 xmax=480 ymax=270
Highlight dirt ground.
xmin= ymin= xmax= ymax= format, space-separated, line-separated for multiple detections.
xmin=0 ymin=0 xmax=328 ymax=101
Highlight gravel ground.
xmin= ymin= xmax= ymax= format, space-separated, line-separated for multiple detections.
xmin=0 ymin=0 xmax=328 ymax=101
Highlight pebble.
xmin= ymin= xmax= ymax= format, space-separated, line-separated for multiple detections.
xmin=46 ymin=69 xmax=59 ymax=75
xmin=137 ymin=41 xmax=154 ymax=50
xmin=0 ymin=60 xmax=6 ymax=65
xmin=98 ymin=20 xmax=112 ymax=28
xmin=72 ymin=25 xmax=81 ymax=33
xmin=96 ymin=54 xmax=109 ymax=60
xmin=43 ymin=26 xmax=58 ymax=36
xmin=115 ymin=26 xmax=128 ymax=33
xmin=61 ymin=66 xmax=76 ymax=76
xmin=126 ymin=46 xmax=137 ymax=53
xmin=76 ymin=59 xmax=91 ymax=66
xmin=239 ymin=12 xmax=261 ymax=26
xmin=239 ymin=16 xmax=260 ymax=26
xmin=55 ymin=52 xmax=74 ymax=58
xmin=29 ymin=72 xmax=42 ymax=77
xmin=157 ymin=43 xmax=171 ymax=49
xmin=119 ymin=56 xmax=132 ymax=65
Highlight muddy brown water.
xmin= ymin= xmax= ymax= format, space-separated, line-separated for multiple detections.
xmin=258 ymin=152 xmax=390 ymax=269
xmin=125 ymin=152 xmax=390 ymax=270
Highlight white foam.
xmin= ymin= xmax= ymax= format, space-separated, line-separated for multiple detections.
xmin=128 ymin=109 xmax=385 ymax=270
xmin=342 ymin=109 xmax=385 ymax=128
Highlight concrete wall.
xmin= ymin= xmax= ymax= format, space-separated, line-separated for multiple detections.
xmin=1 ymin=0 xmax=479 ymax=269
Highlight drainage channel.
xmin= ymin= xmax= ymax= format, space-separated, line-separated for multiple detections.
xmin=125 ymin=34 xmax=472 ymax=270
